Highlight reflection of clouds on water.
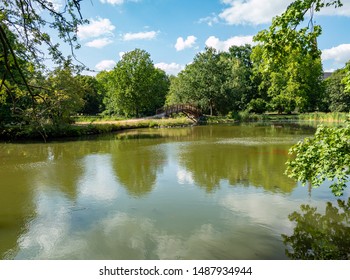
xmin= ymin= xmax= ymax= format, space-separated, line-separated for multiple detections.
xmin=12 ymin=201 xmax=286 ymax=259
xmin=9 ymin=149 xmax=302 ymax=260
xmin=220 ymin=190 xmax=301 ymax=234
xmin=11 ymin=165 xmax=294 ymax=259
xmin=176 ymin=168 xmax=194 ymax=185
xmin=78 ymin=155 xmax=118 ymax=201
xmin=14 ymin=192 xmax=75 ymax=259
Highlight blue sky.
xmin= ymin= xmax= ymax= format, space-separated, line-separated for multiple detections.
xmin=58 ymin=0 xmax=350 ymax=75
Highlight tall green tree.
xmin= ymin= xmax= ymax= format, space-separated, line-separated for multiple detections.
xmin=222 ymin=45 xmax=258 ymax=112
xmin=104 ymin=49 xmax=169 ymax=117
xmin=75 ymin=75 xmax=105 ymax=115
xmin=0 ymin=0 xmax=87 ymax=135
xmin=253 ymin=46 xmax=324 ymax=113
xmin=168 ymin=47 xmax=255 ymax=115
xmin=342 ymin=60 xmax=350 ymax=98
xmin=254 ymin=0 xmax=342 ymax=60
xmin=39 ymin=64 xmax=85 ymax=125
xmin=252 ymin=0 xmax=341 ymax=113
xmin=281 ymin=2 xmax=350 ymax=198
xmin=168 ymin=47 xmax=224 ymax=115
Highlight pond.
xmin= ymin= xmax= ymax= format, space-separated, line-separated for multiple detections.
xmin=0 ymin=123 xmax=348 ymax=259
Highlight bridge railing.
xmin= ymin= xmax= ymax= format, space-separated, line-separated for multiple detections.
xmin=156 ymin=103 xmax=201 ymax=117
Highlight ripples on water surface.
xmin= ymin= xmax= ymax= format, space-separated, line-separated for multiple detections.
xmin=0 ymin=123 xmax=348 ymax=259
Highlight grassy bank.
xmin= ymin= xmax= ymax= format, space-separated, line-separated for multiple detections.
xmin=206 ymin=112 xmax=299 ymax=123
xmin=2 ymin=112 xmax=348 ymax=141
xmin=0 ymin=117 xmax=193 ymax=141
xmin=73 ymin=115 xmax=126 ymax=123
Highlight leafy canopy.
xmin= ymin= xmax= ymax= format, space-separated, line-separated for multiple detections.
xmin=324 ymin=65 xmax=350 ymax=112
xmin=0 ymin=0 xmax=87 ymax=137
xmin=103 ymin=49 xmax=169 ymax=118
xmin=0 ymin=0 xmax=86 ymax=67
xmin=252 ymin=0 xmax=337 ymax=113
xmin=168 ymin=46 xmax=257 ymax=115
xmin=254 ymin=0 xmax=343 ymax=61
xmin=286 ymin=119 xmax=350 ymax=196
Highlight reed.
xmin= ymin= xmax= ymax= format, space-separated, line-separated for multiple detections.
xmin=298 ymin=112 xmax=349 ymax=122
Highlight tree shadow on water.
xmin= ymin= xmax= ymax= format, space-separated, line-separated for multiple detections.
xmin=282 ymin=198 xmax=350 ymax=260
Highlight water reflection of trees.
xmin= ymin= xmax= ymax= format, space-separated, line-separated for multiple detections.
xmin=0 ymin=143 xmax=89 ymax=258
xmin=282 ymin=198 xmax=350 ymax=260
xmin=179 ymin=143 xmax=296 ymax=193
xmin=37 ymin=144 xmax=87 ymax=199
xmin=0 ymin=145 xmax=38 ymax=258
xmin=0 ymin=168 xmax=35 ymax=258
xmin=111 ymin=139 xmax=166 ymax=197
xmin=114 ymin=123 xmax=313 ymax=143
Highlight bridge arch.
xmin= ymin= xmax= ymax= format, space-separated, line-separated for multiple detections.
xmin=156 ymin=104 xmax=202 ymax=121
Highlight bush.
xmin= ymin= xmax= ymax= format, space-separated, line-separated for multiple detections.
xmin=247 ymin=98 xmax=267 ymax=114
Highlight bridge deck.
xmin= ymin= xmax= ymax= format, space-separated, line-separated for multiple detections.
xmin=156 ymin=104 xmax=202 ymax=121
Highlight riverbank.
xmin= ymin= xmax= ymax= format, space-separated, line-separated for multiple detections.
xmin=0 ymin=117 xmax=194 ymax=141
xmin=1 ymin=112 xmax=348 ymax=141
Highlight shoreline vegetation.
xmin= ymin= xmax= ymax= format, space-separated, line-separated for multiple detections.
xmin=0 ymin=112 xmax=348 ymax=142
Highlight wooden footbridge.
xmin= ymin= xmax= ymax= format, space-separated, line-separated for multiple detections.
xmin=156 ymin=103 xmax=202 ymax=122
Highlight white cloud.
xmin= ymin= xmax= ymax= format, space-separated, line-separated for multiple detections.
xmin=322 ymin=44 xmax=350 ymax=64
xmin=79 ymin=155 xmax=119 ymax=202
xmin=319 ymin=1 xmax=350 ymax=16
xmin=119 ymin=52 xmax=126 ymax=59
xmin=198 ymin=14 xmax=219 ymax=26
xmin=123 ymin=31 xmax=157 ymax=41
xmin=219 ymin=0 xmax=350 ymax=26
xmin=175 ymin=36 xmax=197 ymax=51
xmin=95 ymin=60 xmax=116 ymax=71
xmin=85 ymin=38 xmax=113 ymax=48
xmin=100 ymin=0 xmax=124 ymax=4
xmin=78 ymin=18 xmax=115 ymax=40
xmin=219 ymin=0 xmax=291 ymax=25
xmin=48 ymin=0 xmax=64 ymax=11
xmin=155 ymin=62 xmax=184 ymax=76
xmin=205 ymin=35 xmax=254 ymax=52
xmin=100 ymin=0 xmax=141 ymax=5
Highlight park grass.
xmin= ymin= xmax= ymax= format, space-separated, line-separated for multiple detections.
xmin=73 ymin=115 xmax=126 ymax=123
xmin=75 ymin=116 xmax=192 ymax=127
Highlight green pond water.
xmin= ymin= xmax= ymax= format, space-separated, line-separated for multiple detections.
xmin=0 ymin=123 xmax=348 ymax=259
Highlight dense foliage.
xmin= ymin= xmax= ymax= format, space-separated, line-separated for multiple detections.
xmin=102 ymin=49 xmax=169 ymax=118
xmin=251 ymin=0 xmax=339 ymax=113
xmin=167 ymin=46 xmax=258 ymax=115
xmin=286 ymin=120 xmax=350 ymax=196
xmin=0 ymin=0 xmax=87 ymax=137
xmin=324 ymin=67 xmax=350 ymax=112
